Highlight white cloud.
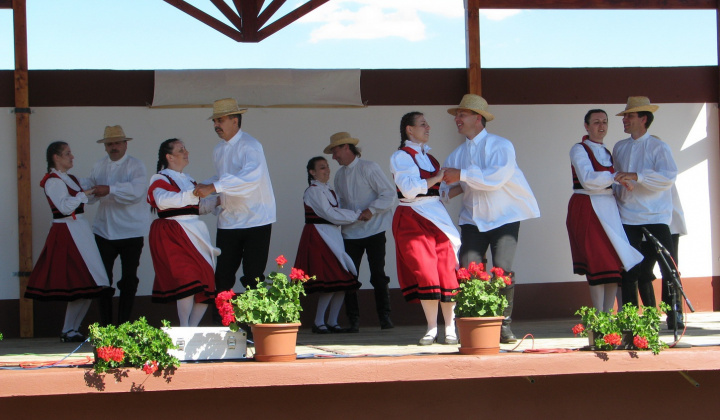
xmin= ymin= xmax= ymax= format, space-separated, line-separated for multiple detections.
xmin=299 ymin=0 xmax=465 ymax=43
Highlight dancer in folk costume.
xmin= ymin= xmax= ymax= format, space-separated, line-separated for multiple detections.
xmin=26 ymin=141 xmax=113 ymax=342
xmin=147 ymin=138 xmax=219 ymax=327
xmin=391 ymin=112 xmax=461 ymax=345
xmin=566 ymin=109 xmax=643 ymax=312
xmin=295 ymin=156 xmax=362 ymax=333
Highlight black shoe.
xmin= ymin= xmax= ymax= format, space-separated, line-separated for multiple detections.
xmin=312 ymin=324 xmax=331 ymax=334
xmin=380 ymin=316 xmax=394 ymax=330
xmin=347 ymin=320 xmax=360 ymax=333
xmin=500 ymin=325 xmax=517 ymax=344
xmin=61 ymin=330 xmax=85 ymax=343
xmin=667 ymin=312 xmax=685 ymax=330
xmin=326 ymin=324 xmax=347 ymax=333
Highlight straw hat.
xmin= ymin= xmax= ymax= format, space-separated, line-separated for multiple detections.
xmin=97 ymin=125 xmax=132 ymax=144
xmin=208 ymin=98 xmax=248 ymax=120
xmin=616 ymin=96 xmax=659 ymax=116
xmin=447 ymin=94 xmax=495 ymax=122
xmin=323 ymin=132 xmax=359 ymax=154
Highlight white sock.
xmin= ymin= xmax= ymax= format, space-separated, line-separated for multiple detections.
xmin=326 ymin=292 xmax=345 ymax=326
xmin=63 ymin=299 xmax=90 ymax=334
xmin=420 ymin=300 xmax=439 ymax=337
xmin=315 ymin=293 xmax=332 ymax=326
xmin=590 ymin=284 xmax=620 ymax=313
xmin=188 ymin=303 xmax=208 ymax=327
xmin=602 ymin=284 xmax=619 ymax=312
xmin=440 ymin=301 xmax=456 ymax=337
xmin=177 ymin=296 xmax=195 ymax=327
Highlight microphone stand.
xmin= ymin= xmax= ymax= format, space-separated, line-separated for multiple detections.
xmin=641 ymin=227 xmax=695 ymax=344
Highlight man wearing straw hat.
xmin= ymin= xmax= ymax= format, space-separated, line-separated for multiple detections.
xmin=612 ymin=96 xmax=681 ymax=328
xmin=85 ymin=125 xmax=149 ymax=325
xmin=442 ymin=94 xmax=540 ymax=344
xmin=194 ymin=99 xmax=276 ymax=312
xmin=324 ymin=132 xmax=397 ymax=332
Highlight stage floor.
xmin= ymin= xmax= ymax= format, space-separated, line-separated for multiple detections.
xmin=1 ymin=311 xmax=719 ymax=364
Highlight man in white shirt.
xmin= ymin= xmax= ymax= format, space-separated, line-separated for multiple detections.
xmin=325 ymin=132 xmax=397 ymax=332
xmin=443 ymin=94 xmax=540 ymax=343
xmin=194 ymin=99 xmax=276 ymax=320
xmin=612 ymin=96 xmax=681 ymax=328
xmin=85 ymin=125 xmax=149 ymax=325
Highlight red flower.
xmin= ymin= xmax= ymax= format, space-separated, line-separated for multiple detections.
xmin=478 ymin=271 xmax=491 ymax=282
xmin=490 ymin=266 xmax=505 ymax=277
xmin=97 ymin=346 xmax=125 ymax=363
xmin=457 ymin=268 xmax=471 ymax=281
xmin=468 ymin=261 xmax=485 ymax=278
xmin=276 ymin=255 xmax=288 ymax=267
xmin=571 ymin=324 xmax=585 ymax=336
xmin=215 ymin=290 xmax=237 ymax=326
xmin=603 ymin=333 xmax=622 ymax=346
xmin=633 ymin=335 xmax=649 ymax=349
xmin=502 ymin=276 xmax=512 ymax=286
xmin=142 ymin=360 xmax=159 ymax=375
xmin=290 ymin=267 xmax=310 ymax=282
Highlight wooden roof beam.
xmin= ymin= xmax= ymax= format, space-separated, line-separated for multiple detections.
xmin=257 ymin=0 xmax=329 ymax=42
xmin=164 ymin=0 xmax=243 ymax=42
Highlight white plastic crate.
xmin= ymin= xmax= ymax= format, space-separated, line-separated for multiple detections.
xmin=163 ymin=327 xmax=247 ymax=361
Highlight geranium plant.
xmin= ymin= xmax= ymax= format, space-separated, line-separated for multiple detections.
xmin=88 ymin=317 xmax=180 ymax=373
xmin=215 ymin=255 xmax=313 ymax=329
xmin=453 ymin=261 xmax=510 ymax=318
xmin=572 ymin=303 xmax=669 ymax=354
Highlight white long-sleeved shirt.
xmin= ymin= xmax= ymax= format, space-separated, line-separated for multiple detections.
xmin=84 ymin=154 xmax=149 ymax=239
xmin=205 ymin=129 xmax=276 ymax=229
xmin=612 ymin=133 xmax=677 ymax=226
xmin=46 ymin=169 xmax=89 ymax=215
xmin=442 ymin=129 xmax=540 ymax=231
xmin=333 ymin=157 xmax=397 ymax=240
xmin=150 ymin=169 xmax=217 ymax=215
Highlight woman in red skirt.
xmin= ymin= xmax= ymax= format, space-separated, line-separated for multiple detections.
xmin=391 ymin=112 xmax=461 ymax=345
xmin=148 ymin=138 xmax=219 ymax=326
xmin=295 ymin=157 xmax=362 ymax=333
xmin=566 ymin=109 xmax=643 ymax=311
xmin=25 ymin=141 xmax=113 ymax=342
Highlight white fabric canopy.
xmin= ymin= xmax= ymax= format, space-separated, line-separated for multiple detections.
xmin=152 ymin=69 xmax=363 ymax=108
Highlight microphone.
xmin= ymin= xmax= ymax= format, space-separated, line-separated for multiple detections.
xmin=641 ymin=227 xmax=672 ymax=258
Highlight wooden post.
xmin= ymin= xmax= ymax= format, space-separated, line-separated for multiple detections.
xmin=465 ymin=0 xmax=481 ymax=95
xmin=14 ymin=0 xmax=33 ymax=338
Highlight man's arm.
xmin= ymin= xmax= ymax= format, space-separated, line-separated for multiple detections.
xmin=111 ymin=159 xmax=148 ymax=204
xmin=363 ymin=162 xmax=397 ymax=216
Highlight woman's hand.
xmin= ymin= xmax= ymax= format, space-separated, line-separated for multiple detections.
xmin=84 ymin=187 xmax=95 ymax=196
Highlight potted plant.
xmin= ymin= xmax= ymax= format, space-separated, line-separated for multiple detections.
xmin=87 ymin=317 xmax=180 ymax=374
xmin=215 ymin=255 xmax=313 ymax=362
xmin=452 ymin=261 xmax=511 ymax=355
xmin=572 ymin=303 xmax=669 ymax=354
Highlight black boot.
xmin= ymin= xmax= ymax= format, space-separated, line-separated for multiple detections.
xmin=500 ymin=277 xmax=517 ymax=344
xmin=117 ymin=294 xmax=135 ymax=325
xmin=345 ymin=290 xmax=360 ymax=333
xmin=374 ymin=281 xmax=394 ymax=329
xmin=98 ymin=295 xmax=114 ymax=326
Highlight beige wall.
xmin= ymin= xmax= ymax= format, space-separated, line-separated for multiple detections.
xmin=1 ymin=103 xmax=717 ymax=299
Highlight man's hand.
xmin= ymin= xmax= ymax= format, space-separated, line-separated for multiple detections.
xmin=614 ymin=172 xmax=637 ymax=191
xmin=193 ymin=183 xmax=216 ymax=198
xmin=92 ymin=185 xmax=110 ymax=197
xmin=442 ymin=168 xmax=461 ymax=184
xmin=358 ymin=209 xmax=373 ymax=221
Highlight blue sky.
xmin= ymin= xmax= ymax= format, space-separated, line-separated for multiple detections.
xmin=0 ymin=0 xmax=717 ymax=70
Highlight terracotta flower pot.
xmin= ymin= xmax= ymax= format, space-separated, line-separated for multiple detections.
xmin=456 ymin=316 xmax=504 ymax=355
xmin=250 ymin=323 xmax=300 ymax=362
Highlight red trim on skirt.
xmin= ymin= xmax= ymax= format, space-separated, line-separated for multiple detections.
xmin=25 ymin=223 xmax=111 ymax=301
xmin=392 ymin=206 xmax=458 ymax=303
xmin=566 ymin=194 xmax=623 ymax=285
xmin=294 ymin=225 xmax=359 ymax=294
xmin=149 ymin=219 xmax=215 ymax=303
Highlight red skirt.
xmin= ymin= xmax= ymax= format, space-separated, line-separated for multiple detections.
xmin=566 ymin=194 xmax=623 ymax=285
xmin=25 ymin=223 xmax=111 ymax=301
xmin=149 ymin=219 xmax=215 ymax=303
xmin=392 ymin=206 xmax=458 ymax=302
xmin=294 ymin=225 xmax=358 ymax=294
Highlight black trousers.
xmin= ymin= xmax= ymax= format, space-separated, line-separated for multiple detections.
xmin=343 ymin=232 xmax=391 ymax=323
xmin=637 ymin=229 xmax=682 ymax=310
xmin=95 ymin=235 xmax=144 ymax=325
xmin=459 ymin=222 xmax=520 ymax=325
xmin=215 ymin=224 xmax=272 ymax=292
xmin=622 ymin=224 xmax=677 ymax=309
